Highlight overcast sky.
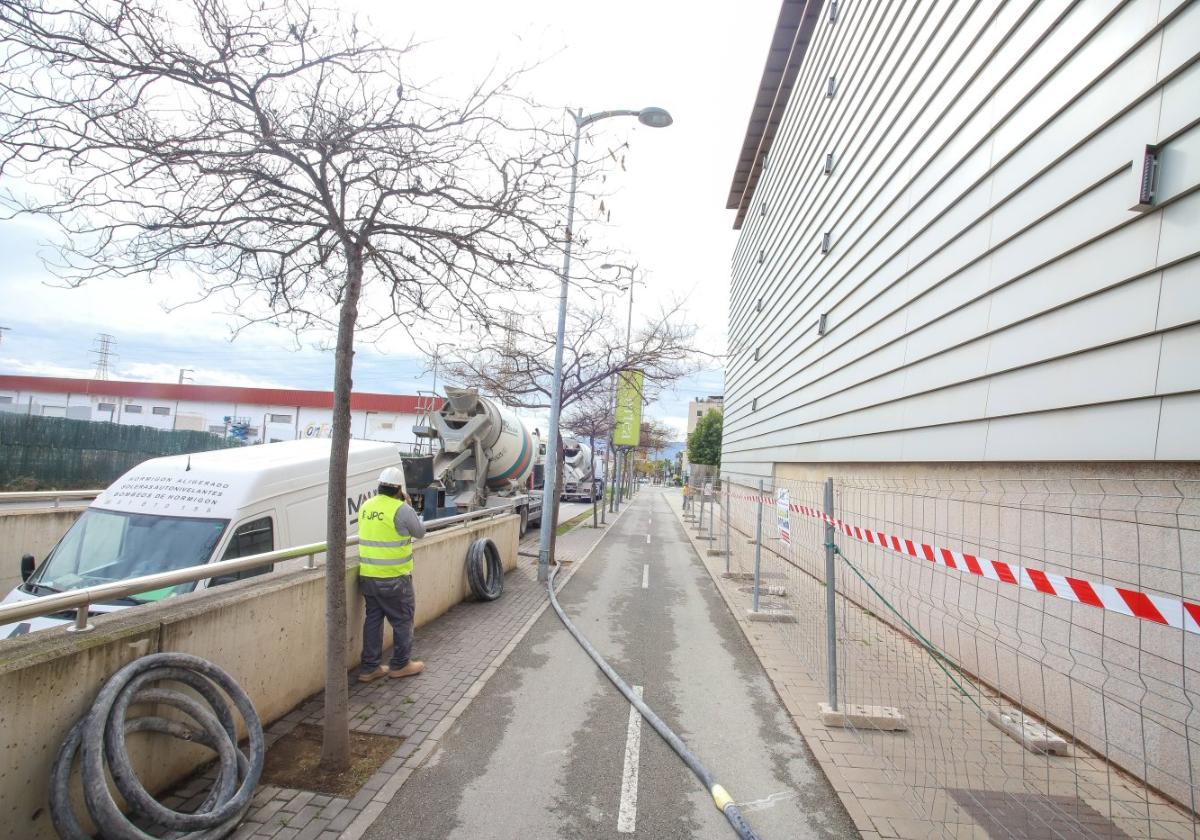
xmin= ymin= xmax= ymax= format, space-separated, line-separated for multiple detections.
xmin=0 ymin=0 xmax=777 ymax=439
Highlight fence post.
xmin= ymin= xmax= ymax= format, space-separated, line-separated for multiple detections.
xmin=753 ymin=479 xmax=764 ymax=612
xmin=700 ymin=484 xmax=710 ymax=537
xmin=697 ymin=487 xmax=705 ymax=532
xmin=724 ymin=477 xmax=731 ymax=575
xmin=824 ymin=476 xmax=838 ymax=712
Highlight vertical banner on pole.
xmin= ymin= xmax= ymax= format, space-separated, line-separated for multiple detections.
xmin=776 ymin=487 xmax=791 ymax=545
xmin=613 ymin=370 xmax=644 ymax=447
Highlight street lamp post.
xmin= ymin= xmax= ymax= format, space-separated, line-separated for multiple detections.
xmin=538 ymin=106 xmax=672 ymax=583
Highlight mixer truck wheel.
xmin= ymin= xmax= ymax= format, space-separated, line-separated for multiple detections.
xmin=519 ymin=506 xmax=529 ymax=537
xmin=465 ymin=538 xmax=504 ymax=601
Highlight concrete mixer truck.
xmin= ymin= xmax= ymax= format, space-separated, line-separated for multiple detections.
xmin=561 ymin=437 xmax=602 ymax=503
xmin=403 ymin=387 xmax=544 ymax=536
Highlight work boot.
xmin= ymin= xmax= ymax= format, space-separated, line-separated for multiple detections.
xmin=357 ymin=666 xmax=389 ymax=683
xmin=389 ymin=660 xmax=425 ymax=678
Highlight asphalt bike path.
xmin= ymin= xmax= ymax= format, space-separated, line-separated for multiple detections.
xmin=362 ymin=486 xmax=855 ymax=840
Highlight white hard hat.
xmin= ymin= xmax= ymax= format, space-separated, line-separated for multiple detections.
xmin=379 ymin=467 xmax=405 ymax=488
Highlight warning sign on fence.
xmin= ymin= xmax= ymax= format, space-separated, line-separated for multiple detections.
xmin=776 ymin=487 xmax=791 ymax=545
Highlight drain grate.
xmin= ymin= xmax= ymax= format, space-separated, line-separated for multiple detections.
xmin=947 ymin=789 xmax=1133 ymax=839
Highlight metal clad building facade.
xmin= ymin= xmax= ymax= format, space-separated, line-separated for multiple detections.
xmin=725 ymin=0 xmax=1200 ymax=476
xmin=721 ymin=0 xmax=1200 ymax=811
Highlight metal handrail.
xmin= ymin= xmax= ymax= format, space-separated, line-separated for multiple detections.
xmin=0 ymin=490 xmax=101 ymax=508
xmin=0 ymin=503 xmax=516 ymax=633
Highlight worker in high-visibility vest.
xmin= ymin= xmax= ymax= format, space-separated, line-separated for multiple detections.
xmin=357 ymin=467 xmax=427 ymax=683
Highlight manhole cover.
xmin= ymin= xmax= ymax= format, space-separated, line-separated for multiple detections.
xmin=947 ymin=789 xmax=1132 ymax=839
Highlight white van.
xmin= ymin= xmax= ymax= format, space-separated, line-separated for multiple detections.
xmin=2 ymin=439 xmax=404 ymax=638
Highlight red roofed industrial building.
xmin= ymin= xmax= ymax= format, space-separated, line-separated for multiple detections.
xmin=0 ymin=374 xmax=435 ymax=446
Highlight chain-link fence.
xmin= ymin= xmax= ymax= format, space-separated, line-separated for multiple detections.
xmin=0 ymin=413 xmax=241 ymax=489
xmin=711 ymin=470 xmax=1199 ymax=840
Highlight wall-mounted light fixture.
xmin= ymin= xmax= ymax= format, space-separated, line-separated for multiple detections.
xmin=1130 ymin=144 xmax=1159 ymax=212
xmin=818 ymin=313 xmax=829 ymax=336
xmin=824 ymin=152 xmax=835 ymax=175
xmin=821 ymin=232 xmax=832 ymax=254
xmin=827 ymin=75 xmax=837 ymax=98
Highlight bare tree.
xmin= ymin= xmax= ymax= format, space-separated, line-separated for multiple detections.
xmin=442 ymin=299 xmax=699 ymax=413
xmin=0 ymin=0 xmax=570 ymax=770
xmin=442 ymin=297 xmax=702 ymax=543
xmin=561 ymin=389 xmax=613 ymax=527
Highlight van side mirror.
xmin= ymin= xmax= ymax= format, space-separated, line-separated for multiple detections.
xmin=20 ymin=554 xmax=35 ymax=582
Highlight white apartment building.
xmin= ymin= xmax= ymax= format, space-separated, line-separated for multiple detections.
xmin=0 ymin=374 xmax=432 ymax=447
xmin=723 ymin=0 xmax=1200 ymax=814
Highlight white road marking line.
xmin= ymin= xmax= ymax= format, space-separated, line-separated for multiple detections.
xmin=645 ymin=533 xmax=651 ymax=544
xmin=617 ymin=685 xmax=645 ymax=833
xmin=641 ymin=565 xmax=649 ymax=588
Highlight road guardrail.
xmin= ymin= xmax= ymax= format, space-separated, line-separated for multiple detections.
xmin=0 ymin=489 xmax=101 ymax=508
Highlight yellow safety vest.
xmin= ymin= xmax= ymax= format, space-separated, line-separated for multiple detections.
xmin=357 ymin=494 xmax=414 ymax=578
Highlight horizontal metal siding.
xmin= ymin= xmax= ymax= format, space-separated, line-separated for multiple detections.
xmin=724 ymin=0 xmax=1200 ymax=474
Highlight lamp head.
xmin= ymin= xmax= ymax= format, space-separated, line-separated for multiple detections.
xmin=637 ymin=107 xmax=673 ymax=128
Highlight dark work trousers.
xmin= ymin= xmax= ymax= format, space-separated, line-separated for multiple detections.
xmin=359 ymin=574 xmax=415 ymax=672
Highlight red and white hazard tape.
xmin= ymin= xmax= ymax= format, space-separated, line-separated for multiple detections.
xmin=727 ymin=491 xmax=1200 ymax=635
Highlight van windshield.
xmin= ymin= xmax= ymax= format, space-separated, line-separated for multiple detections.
xmin=27 ymin=509 xmax=228 ymax=603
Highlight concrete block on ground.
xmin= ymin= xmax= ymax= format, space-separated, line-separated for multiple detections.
xmin=706 ymin=548 xmax=729 ymax=557
xmin=987 ymin=709 xmax=1069 ymax=756
xmin=746 ymin=608 xmax=796 ymax=623
xmin=722 ymin=571 xmax=755 ymax=581
xmin=818 ymin=702 xmax=908 ymax=731
xmin=739 ymin=584 xmax=787 ymax=597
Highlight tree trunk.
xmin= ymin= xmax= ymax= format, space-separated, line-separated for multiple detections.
xmin=589 ymin=432 xmax=598 ymax=528
xmin=320 ymin=246 xmax=363 ymax=773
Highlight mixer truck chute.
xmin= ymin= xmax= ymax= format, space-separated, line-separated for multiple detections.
xmin=406 ymin=387 xmax=543 ymax=534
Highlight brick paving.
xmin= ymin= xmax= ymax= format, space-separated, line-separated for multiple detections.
xmin=670 ymin=492 xmax=1198 ymax=840
xmin=161 ymin=517 xmax=613 ymax=840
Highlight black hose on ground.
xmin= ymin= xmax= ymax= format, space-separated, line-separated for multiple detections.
xmin=465 ymin=537 xmax=504 ymax=601
xmin=547 ymin=563 xmax=763 ymax=840
xmin=50 ymin=652 xmax=265 ymax=840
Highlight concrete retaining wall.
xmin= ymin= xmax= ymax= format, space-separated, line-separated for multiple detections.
xmin=0 ymin=513 xmax=517 ymax=839
xmin=0 ymin=507 xmax=83 ymax=595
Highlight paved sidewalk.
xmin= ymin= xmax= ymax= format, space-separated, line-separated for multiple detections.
xmin=668 ymin=491 xmax=1197 ymax=840
xmin=163 ymin=518 xmax=613 ymax=840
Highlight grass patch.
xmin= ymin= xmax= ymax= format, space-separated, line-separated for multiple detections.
xmin=555 ymin=508 xmax=595 ymax=536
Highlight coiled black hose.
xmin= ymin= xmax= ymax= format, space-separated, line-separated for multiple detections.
xmin=50 ymin=652 xmax=265 ymax=840
xmin=547 ymin=563 xmax=762 ymax=839
xmin=465 ymin=537 xmax=504 ymax=601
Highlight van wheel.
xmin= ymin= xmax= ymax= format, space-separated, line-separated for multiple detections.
xmin=519 ymin=506 xmax=529 ymax=537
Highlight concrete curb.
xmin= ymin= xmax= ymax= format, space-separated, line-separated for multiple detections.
xmin=339 ymin=502 xmax=635 ymax=840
